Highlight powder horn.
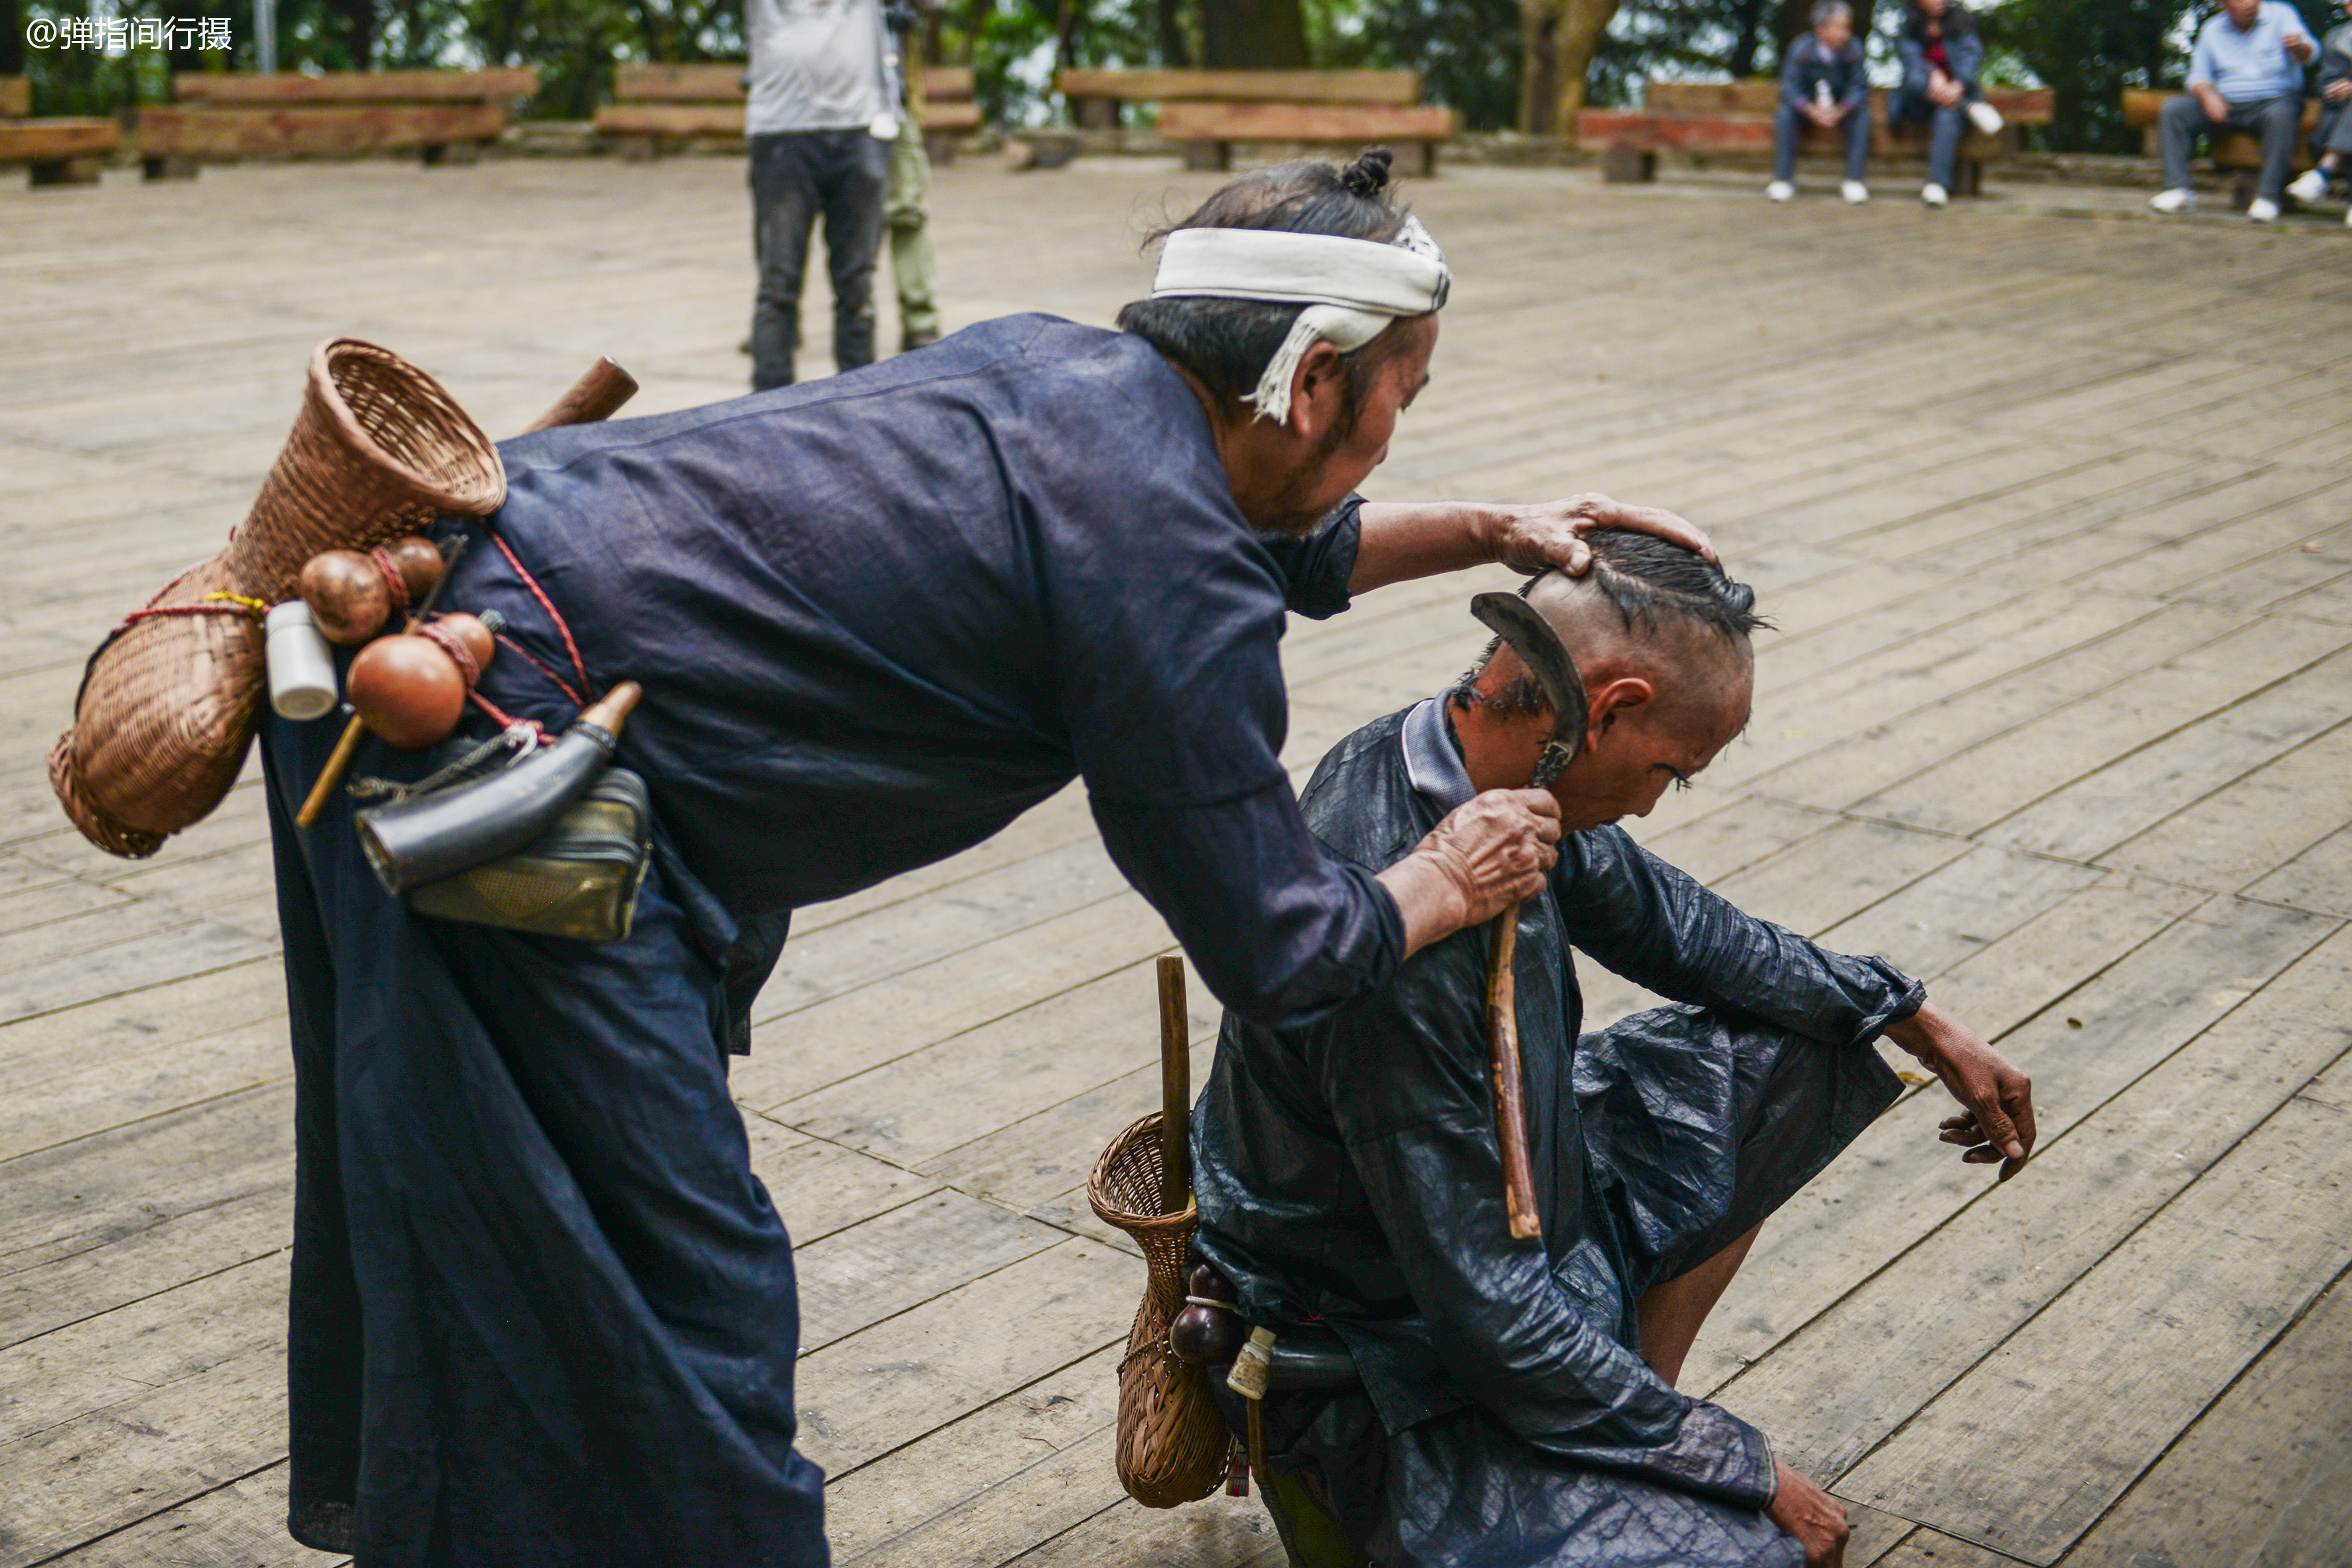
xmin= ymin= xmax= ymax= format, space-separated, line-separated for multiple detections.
xmin=355 ymin=682 xmax=643 ymax=896
xmin=50 ymin=339 xmax=506 ymax=857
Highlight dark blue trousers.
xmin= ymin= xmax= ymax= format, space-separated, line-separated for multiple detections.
xmin=266 ymin=696 xmax=827 ymax=1566
xmin=1774 ymin=101 xmax=1872 ymax=182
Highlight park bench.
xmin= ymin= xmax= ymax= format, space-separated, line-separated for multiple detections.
xmin=134 ymin=69 xmax=537 ymax=176
xmin=0 ymin=73 xmax=123 ymax=187
xmin=1053 ymin=68 xmax=1454 ymax=176
xmin=592 ymin=63 xmax=982 ymax=163
xmin=2120 ymin=88 xmax=2319 ymax=206
xmin=1580 ymin=79 xmax=2052 ymax=195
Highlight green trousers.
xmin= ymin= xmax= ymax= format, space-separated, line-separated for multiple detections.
xmin=887 ymin=118 xmax=940 ymax=343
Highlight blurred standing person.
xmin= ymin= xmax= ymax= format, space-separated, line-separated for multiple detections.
xmin=884 ymin=0 xmax=943 ymax=353
xmin=1887 ymin=0 xmax=2007 ymax=206
xmin=1768 ymin=1 xmax=1873 ymax=205
xmin=746 ymin=0 xmax=896 ymax=388
xmin=2150 ymin=0 xmax=2318 ymax=222
xmin=2286 ymin=0 xmax=2352 ymax=222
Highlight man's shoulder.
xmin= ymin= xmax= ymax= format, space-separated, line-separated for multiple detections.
xmin=1298 ymin=709 xmax=1428 ymax=869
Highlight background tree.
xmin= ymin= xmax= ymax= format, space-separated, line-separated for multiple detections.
xmin=1985 ymin=0 xmax=2187 ymax=150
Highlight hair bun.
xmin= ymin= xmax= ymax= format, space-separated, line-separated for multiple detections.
xmin=1719 ymin=581 xmax=1757 ymax=615
xmin=1341 ymin=148 xmax=1394 ymax=196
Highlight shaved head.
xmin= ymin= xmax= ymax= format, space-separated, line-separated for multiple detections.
xmin=1450 ymin=530 xmax=1766 ymax=828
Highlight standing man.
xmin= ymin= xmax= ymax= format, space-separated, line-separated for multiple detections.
xmin=884 ymin=0 xmax=943 ymax=353
xmin=2151 ymin=0 xmax=2318 ymax=222
xmin=1766 ymin=1 xmax=1873 ymax=206
xmin=746 ymin=0 xmax=895 ymax=388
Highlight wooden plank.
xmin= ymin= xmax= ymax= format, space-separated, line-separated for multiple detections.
xmin=1155 ymin=102 xmax=1454 ymax=143
xmin=2098 ymin=718 xmax=2352 ymax=894
xmin=824 ymin=1344 xmax=1125 ymax=1565
xmin=0 ymin=121 xmax=119 ymax=161
xmin=594 ymin=103 xmax=745 ymax=137
xmin=169 ymin=68 xmax=538 ymax=104
xmin=1705 ymin=817 xmax=1974 ymax=941
xmin=1715 ymin=925 xmax=2352 ymax=1481
xmin=2062 ymin=1272 xmax=2352 ymax=1567
xmin=792 ymin=1240 xmax=1132 ymax=1475
xmin=135 ymin=104 xmax=507 ymax=159
xmin=794 ymin=1190 xmax=1059 ymax=1354
xmin=1577 ymin=110 xmax=1774 ymax=154
xmin=36 ymin=1460 xmax=346 ymax=1566
xmin=1873 ymin=1531 xmax=2025 ymax=1568
xmin=1838 ymin=1057 xmax=2352 ymax=1563
xmin=2245 ymin=823 xmax=2352 ymax=917
xmin=1053 ymin=68 xmax=1418 ymax=106
xmin=0 ymin=76 xmax=30 ymax=118
xmin=1002 ymin=1496 xmax=1288 ymax=1567
xmin=611 ymin=62 xmax=747 ymax=101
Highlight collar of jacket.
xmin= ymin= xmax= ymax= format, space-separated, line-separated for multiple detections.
xmin=1402 ymin=695 xmax=1476 ymax=813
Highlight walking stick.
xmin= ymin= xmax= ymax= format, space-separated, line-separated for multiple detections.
xmin=1468 ymin=593 xmax=1588 ymax=1241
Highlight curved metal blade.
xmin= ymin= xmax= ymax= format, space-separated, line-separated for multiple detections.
xmin=1471 ymin=591 xmax=1588 ymax=789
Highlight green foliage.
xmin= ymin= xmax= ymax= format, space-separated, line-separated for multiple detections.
xmin=1314 ymin=0 xmax=1522 ymax=130
xmin=1980 ymin=0 xmax=2193 ymax=151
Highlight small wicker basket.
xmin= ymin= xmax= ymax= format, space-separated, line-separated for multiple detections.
xmin=1088 ymin=1110 xmax=1233 ymax=1508
xmin=51 ymin=338 xmax=505 ymax=857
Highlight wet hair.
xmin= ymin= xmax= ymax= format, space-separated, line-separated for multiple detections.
xmin=1116 ymin=149 xmax=1422 ymax=422
xmin=1812 ymin=0 xmax=1853 ymax=26
xmin=1454 ymin=529 xmax=1767 ymax=714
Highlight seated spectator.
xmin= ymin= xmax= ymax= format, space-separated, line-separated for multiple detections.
xmin=1768 ymin=1 xmax=1873 ymax=204
xmin=2286 ymin=0 xmax=2352 ymax=222
xmin=2152 ymin=0 xmax=2319 ymax=221
xmin=1191 ymin=535 xmax=2037 ymax=1568
xmin=1887 ymin=0 xmax=2007 ymax=206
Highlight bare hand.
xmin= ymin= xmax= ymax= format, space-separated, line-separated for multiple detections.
xmin=1767 ymin=1457 xmax=1850 ymax=1567
xmin=2327 ymin=79 xmax=2352 ymax=102
xmin=2197 ymin=85 xmax=2231 ymax=123
xmin=1806 ymin=102 xmax=1840 ymax=127
xmin=1928 ymin=72 xmax=1962 ymax=107
xmin=1490 ymin=494 xmax=1719 ymax=578
xmin=2286 ymin=32 xmax=2315 ymax=61
xmin=1881 ymin=1001 xmax=2037 ymax=1181
xmin=1379 ymin=789 xmax=1562 ymax=955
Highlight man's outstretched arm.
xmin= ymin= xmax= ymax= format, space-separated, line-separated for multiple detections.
xmin=1556 ymin=826 xmax=2038 ymax=1178
xmin=1349 ymin=495 xmax=1719 ymax=593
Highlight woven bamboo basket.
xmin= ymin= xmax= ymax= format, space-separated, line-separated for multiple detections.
xmin=1088 ymin=1111 xmax=1232 ymax=1508
xmin=51 ymin=339 xmax=506 ymax=857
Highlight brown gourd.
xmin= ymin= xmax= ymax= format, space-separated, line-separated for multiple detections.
xmin=346 ymin=615 xmax=496 ymax=750
xmin=298 ymin=536 xmax=445 ymax=645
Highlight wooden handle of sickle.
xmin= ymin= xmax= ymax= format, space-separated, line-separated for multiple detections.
xmin=1485 ymin=903 xmax=1542 ymax=1241
xmin=1158 ymin=955 xmax=1192 ymax=1214
xmin=522 ymin=357 xmax=640 ymax=433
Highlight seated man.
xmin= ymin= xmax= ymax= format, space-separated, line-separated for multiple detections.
xmin=2285 ymin=0 xmax=2352 ymax=221
xmin=1766 ymin=1 xmax=1872 ymax=205
xmin=1191 ymin=531 xmax=2036 ymax=1567
xmin=2150 ymin=0 xmax=2319 ymax=221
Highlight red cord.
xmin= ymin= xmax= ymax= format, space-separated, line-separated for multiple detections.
xmin=489 ymin=530 xmax=589 ymax=693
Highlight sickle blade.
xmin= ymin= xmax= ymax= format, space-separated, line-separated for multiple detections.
xmin=1470 ymin=591 xmax=1589 ymax=789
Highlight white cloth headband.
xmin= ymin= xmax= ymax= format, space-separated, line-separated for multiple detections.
xmin=1150 ymin=219 xmax=1450 ymax=424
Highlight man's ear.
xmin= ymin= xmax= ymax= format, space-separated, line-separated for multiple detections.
xmin=1287 ymin=340 xmax=1348 ymax=439
xmin=1585 ymin=676 xmax=1656 ymax=742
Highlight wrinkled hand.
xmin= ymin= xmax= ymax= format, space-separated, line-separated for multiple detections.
xmin=1490 ymin=494 xmax=1719 ymax=578
xmin=1881 ymin=1001 xmax=2037 ymax=1181
xmin=1767 ymin=1456 xmax=1849 ymax=1567
xmin=1383 ymin=788 xmax=1562 ymax=951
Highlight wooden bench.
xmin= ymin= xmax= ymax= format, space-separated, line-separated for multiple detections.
xmin=593 ymin=63 xmax=981 ymax=163
xmin=0 ymin=74 xmax=123 ymax=187
xmin=135 ymin=70 xmax=537 ymax=176
xmin=1053 ymin=68 xmax=1453 ymax=177
xmin=1581 ymin=80 xmax=2052 ymax=196
xmin=2120 ymin=88 xmax=2319 ymax=205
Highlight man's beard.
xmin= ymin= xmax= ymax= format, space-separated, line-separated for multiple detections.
xmin=1253 ymin=409 xmax=1356 ymax=536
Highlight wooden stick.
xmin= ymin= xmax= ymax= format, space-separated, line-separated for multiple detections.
xmin=522 ymin=357 xmax=639 ymax=433
xmin=295 ymin=716 xmax=367 ymax=828
xmin=1486 ymin=905 xmax=1541 ymax=1241
xmin=1157 ymin=955 xmax=1191 ymax=1214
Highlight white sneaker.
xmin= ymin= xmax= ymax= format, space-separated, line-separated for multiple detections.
xmin=2247 ymin=196 xmax=2280 ymax=222
xmin=1842 ymin=180 xmax=1870 ymax=204
xmin=1967 ymin=100 xmax=2004 ymax=137
xmin=2345 ymin=205 xmax=2352 ymax=226
xmin=2287 ymin=168 xmax=2329 ymax=202
xmin=1766 ymin=179 xmax=1796 ymax=201
xmin=2148 ymin=187 xmax=2195 ymax=214
xmin=1921 ymin=181 xmax=1949 ymax=206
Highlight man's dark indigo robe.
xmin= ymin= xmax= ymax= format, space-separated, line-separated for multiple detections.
xmin=1193 ymin=700 xmax=1921 ymax=1568
xmin=261 ymin=315 xmax=1402 ymax=1565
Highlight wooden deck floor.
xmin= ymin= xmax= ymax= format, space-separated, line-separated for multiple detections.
xmin=4 ymin=156 xmax=2350 ymax=1568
